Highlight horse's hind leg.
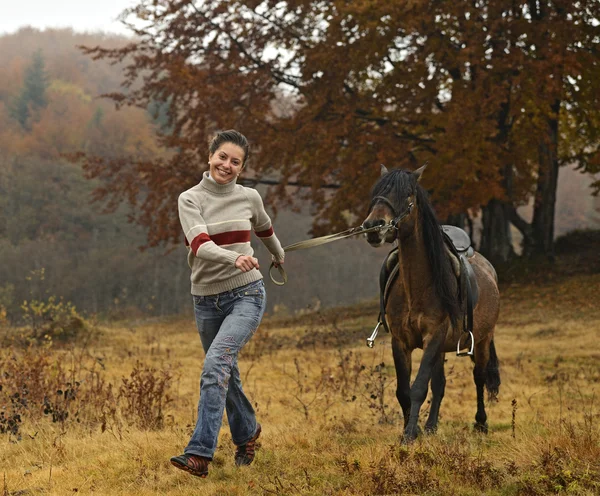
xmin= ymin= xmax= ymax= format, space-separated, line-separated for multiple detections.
xmin=473 ymin=365 xmax=487 ymax=432
xmin=473 ymin=338 xmax=501 ymax=433
xmin=472 ymin=339 xmax=491 ymax=433
xmin=392 ymin=337 xmax=412 ymax=429
xmin=424 ymin=352 xmax=445 ymax=434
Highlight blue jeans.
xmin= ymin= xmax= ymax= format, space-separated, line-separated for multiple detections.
xmin=184 ymin=279 xmax=266 ymax=459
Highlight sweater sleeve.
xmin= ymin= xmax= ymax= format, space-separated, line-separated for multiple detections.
xmin=178 ymin=192 xmax=240 ymax=266
xmin=246 ymin=189 xmax=285 ymax=263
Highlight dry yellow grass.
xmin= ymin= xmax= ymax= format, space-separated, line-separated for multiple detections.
xmin=1 ymin=273 xmax=600 ymax=495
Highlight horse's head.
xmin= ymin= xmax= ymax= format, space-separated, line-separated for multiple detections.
xmin=362 ymin=164 xmax=426 ymax=246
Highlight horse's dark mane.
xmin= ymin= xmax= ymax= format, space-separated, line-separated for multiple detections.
xmin=372 ymin=169 xmax=461 ymax=327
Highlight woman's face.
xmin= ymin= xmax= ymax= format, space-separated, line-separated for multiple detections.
xmin=208 ymin=142 xmax=245 ymax=184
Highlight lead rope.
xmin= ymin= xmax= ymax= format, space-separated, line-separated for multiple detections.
xmin=268 ymin=223 xmax=396 ymax=286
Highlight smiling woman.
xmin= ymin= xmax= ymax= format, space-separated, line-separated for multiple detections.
xmin=171 ymin=129 xmax=285 ymax=478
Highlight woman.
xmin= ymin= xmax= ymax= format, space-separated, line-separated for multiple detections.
xmin=170 ymin=130 xmax=284 ymax=478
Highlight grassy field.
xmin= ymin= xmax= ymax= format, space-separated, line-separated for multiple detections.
xmin=1 ymin=268 xmax=600 ymax=495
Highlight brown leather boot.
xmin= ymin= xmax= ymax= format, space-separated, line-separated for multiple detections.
xmin=170 ymin=453 xmax=210 ymax=478
xmin=235 ymin=423 xmax=261 ymax=466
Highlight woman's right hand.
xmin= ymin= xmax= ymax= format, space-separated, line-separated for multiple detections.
xmin=235 ymin=255 xmax=260 ymax=272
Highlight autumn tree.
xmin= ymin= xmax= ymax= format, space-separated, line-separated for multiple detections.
xmin=497 ymin=1 xmax=600 ymax=260
xmin=79 ymin=0 xmax=600 ymax=262
xmin=10 ymin=49 xmax=49 ymax=130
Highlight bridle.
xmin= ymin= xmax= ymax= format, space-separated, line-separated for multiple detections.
xmin=367 ymin=195 xmax=415 ymax=231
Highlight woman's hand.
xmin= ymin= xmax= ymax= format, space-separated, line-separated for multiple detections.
xmin=235 ymin=255 xmax=260 ymax=272
xmin=271 ymin=255 xmax=284 ymax=268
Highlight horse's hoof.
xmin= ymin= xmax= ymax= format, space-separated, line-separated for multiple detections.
xmin=474 ymin=422 xmax=488 ymax=434
xmin=402 ymin=425 xmax=421 ymax=443
xmin=401 ymin=434 xmax=415 ymax=445
xmin=424 ymin=424 xmax=437 ymax=435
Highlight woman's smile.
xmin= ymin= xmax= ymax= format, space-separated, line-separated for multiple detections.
xmin=214 ymin=166 xmax=233 ymax=179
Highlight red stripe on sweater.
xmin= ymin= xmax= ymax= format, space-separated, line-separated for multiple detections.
xmin=212 ymin=230 xmax=251 ymax=245
xmin=255 ymin=226 xmax=274 ymax=238
xmin=189 ymin=230 xmax=252 ymax=254
xmin=190 ymin=233 xmax=211 ymax=254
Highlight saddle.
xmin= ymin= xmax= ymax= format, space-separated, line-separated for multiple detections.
xmin=377 ymin=225 xmax=479 ymax=340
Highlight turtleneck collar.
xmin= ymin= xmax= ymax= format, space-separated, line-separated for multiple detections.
xmin=199 ymin=170 xmax=238 ymax=195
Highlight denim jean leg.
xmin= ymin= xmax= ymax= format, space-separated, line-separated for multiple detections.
xmin=185 ymin=297 xmax=225 ymax=458
xmin=226 ymin=354 xmax=257 ymax=445
xmin=224 ymin=284 xmax=266 ymax=445
xmin=185 ymin=343 xmax=232 ymax=457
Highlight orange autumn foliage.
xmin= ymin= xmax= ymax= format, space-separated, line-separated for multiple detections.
xmin=76 ymin=1 xmax=600 ymax=254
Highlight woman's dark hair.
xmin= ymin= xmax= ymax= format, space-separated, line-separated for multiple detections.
xmin=208 ymin=129 xmax=250 ymax=166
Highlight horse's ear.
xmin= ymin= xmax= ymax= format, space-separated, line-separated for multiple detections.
xmin=413 ymin=163 xmax=427 ymax=182
xmin=380 ymin=164 xmax=389 ymax=176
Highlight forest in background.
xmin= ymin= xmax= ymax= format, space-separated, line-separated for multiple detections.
xmin=0 ymin=28 xmax=388 ymax=322
xmin=0 ymin=28 xmax=598 ymax=324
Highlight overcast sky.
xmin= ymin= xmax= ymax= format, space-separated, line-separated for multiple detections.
xmin=1 ymin=0 xmax=139 ymax=36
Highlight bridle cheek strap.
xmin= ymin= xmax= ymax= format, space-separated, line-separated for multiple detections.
xmin=392 ymin=201 xmax=414 ymax=228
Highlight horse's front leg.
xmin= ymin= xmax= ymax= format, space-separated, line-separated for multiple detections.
xmin=403 ymin=330 xmax=444 ymax=443
xmin=391 ymin=336 xmax=412 ymax=429
xmin=424 ymin=351 xmax=445 ymax=434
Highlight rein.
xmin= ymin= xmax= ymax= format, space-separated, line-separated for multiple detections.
xmin=269 ymin=196 xmax=414 ymax=286
xmin=269 ymin=222 xmax=394 ymax=286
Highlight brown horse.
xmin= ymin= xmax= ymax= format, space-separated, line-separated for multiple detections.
xmin=362 ymin=165 xmax=500 ymax=443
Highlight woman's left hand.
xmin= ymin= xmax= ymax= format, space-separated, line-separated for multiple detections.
xmin=271 ymin=255 xmax=284 ymax=268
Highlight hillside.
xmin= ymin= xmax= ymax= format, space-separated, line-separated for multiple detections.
xmin=1 ymin=248 xmax=599 ymax=494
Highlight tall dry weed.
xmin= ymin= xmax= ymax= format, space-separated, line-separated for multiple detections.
xmin=0 ymin=346 xmax=177 ymax=440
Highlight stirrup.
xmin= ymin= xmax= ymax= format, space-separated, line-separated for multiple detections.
xmin=367 ymin=321 xmax=382 ymax=348
xmin=456 ymin=331 xmax=474 ymax=357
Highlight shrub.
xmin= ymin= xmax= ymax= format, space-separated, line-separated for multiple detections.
xmin=19 ymin=295 xmax=92 ymax=345
xmin=118 ymin=361 xmax=175 ymax=430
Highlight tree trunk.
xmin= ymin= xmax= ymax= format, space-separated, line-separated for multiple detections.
xmin=527 ymin=99 xmax=560 ymax=260
xmin=480 ymin=199 xmax=515 ymax=265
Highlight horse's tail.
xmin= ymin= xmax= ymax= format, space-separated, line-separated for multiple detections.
xmin=485 ymin=339 xmax=501 ymax=401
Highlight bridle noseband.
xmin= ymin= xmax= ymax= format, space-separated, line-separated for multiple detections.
xmin=368 ymin=195 xmax=415 ymax=230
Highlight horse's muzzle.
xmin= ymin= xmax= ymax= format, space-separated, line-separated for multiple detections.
xmin=363 ymin=223 xmax=387 ymax=246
